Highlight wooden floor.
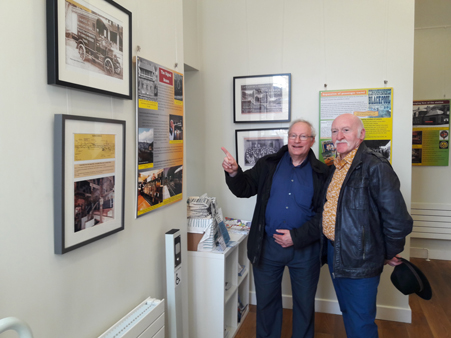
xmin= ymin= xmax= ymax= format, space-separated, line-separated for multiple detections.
xmin=235 ymin=258 xmax=451 ymax=338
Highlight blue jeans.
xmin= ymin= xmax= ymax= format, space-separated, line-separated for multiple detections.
xmin=253 ymin=236 xmax=320 ymax=338
xmin=327 ymin=240 xmax=380 ymax=338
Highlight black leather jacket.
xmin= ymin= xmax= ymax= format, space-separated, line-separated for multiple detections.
xmin=225 ymin=146 xmax=329 ymax=266
xmin=323 ymin=143 xmax=413 ymax=279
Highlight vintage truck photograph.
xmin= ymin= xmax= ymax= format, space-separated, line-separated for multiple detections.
xmin=64 ymin=0 xmax=124 ymax=79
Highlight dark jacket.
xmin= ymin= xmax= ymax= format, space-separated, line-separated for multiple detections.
xmin=225 ymin=145 xmax=330 ymax=266
xmin=323 ymin=143 xmax=413 ymax=279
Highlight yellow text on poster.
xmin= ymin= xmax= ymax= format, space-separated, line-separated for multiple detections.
xmin=138 ymin=163 xmax=154 ymax=170
xmin=362 ymin=118 xmax=392 ymax=140
xmin=74 ymin=134 xmax=115 ymax=162
xmin=74 ymin=161 xmax=115 ymax=179
xmin=139 ymin=99 xmax=158 ymax=110
xmin=321 ymin=90 xmax=368 ymax=97
xmin=174 ymin=100 xmax=183 ymax=106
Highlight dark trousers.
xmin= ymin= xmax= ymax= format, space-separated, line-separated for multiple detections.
xmin=253 ymin=236 xmax=320 ymax=338
xmin=327 ymin=240 xmax=380 ymax=338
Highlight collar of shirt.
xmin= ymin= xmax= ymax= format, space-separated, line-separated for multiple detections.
xmin=334 ymin=148 xmax=358 ymax=170
xmin=286 ymin=151 xmax=310 ymax=168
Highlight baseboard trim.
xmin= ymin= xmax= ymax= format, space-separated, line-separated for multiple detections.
xmin=249 ymin=292 xmax=412 ymax=323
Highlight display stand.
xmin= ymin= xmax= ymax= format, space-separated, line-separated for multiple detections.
xmin=188 ymin=232 xmax=249 ymax=338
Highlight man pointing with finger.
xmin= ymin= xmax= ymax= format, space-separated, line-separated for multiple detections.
xmin=222 ymin=119 xmax=329 ymax=338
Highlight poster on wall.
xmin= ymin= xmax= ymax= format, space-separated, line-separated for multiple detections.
xmin=135 ymin=56 xmax=184 ymax=217
xmin=412 ymin=100 xmax=450 ymax=166
xmin=318 ymin=88 xmax=393 ymax=165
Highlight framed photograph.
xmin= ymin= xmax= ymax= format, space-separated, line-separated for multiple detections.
xmin=54 ymin=114 xmax=126 ymax=254
xmin=233 ymin=73 xmax=291 ymax=123
xmin=47 ymin=0 xmax=132 ymax=99
xmin=236 ymin=128 xmax=289 ymax=169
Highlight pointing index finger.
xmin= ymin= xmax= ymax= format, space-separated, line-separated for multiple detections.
xmin=221 ymin=147 xmax=232 ymax=158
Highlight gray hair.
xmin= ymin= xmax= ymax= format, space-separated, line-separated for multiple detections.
xmin=288 ymin=119 xmax=316 ymax=138
xmin=356 ymin=117 xmax=364 ymax=137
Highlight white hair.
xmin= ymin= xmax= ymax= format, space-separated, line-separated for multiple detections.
xmin=288 ymin=119 xmax=316 ymax=138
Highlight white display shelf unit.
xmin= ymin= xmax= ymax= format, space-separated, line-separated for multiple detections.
xmin=188 ymin=232 xmax=250 ymax=338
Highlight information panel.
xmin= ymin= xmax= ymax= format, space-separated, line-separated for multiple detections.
xmin=135 ymin=56 xmax=184 ymax=217
xmin=319 ymin=88 xmax=393 ymax=165
xmin=412 ymin=100 xmax=450 ymax=166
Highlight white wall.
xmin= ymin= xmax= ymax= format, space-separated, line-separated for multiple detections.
xmin=0 ymin=1 xmax=189 ymax=338
xmin=411 ymin=0 xmax=451 ymax=260
xmin=185 ymin=0 xmax=414 ymax=322
xmin=183 ymin=0 xmax=208 ymax=197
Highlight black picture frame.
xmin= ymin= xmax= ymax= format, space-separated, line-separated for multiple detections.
xmin=233 ymin=73 xmax=291 ymax=123
xmin=47 ymin=0 xmax=132 ymax=99
xmin=235 ymin=128 xmax=288 ymax=169
xmin=54 ymin=114 xmax=126 ymax=254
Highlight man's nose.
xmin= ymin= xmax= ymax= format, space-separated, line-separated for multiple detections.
xmin=337 ymin=130 xmax=344 ymax=139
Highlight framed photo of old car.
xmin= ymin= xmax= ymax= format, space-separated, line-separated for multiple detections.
xmin=47 ymin=0 xmax=132 ymax=99
xmin=54 ymin=114 xmax=126 ymax=254
xmin=235 ymin=128 xmax=288 ymax=170
xmin=233 ymin=73 xmax=291 ymax=123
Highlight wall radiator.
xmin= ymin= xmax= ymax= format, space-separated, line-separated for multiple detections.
xmin=411 ymin=202 xmax=451 ymax=240
xmin=98 ymin=298 xmax=165 ymax=338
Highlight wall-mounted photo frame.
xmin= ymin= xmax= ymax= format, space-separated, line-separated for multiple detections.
xmin=47 ymin=0 xmax=132 ymax=99
xmin=233 ymin=73 xmax=291 ymax=123
xmin=54 ymin=114 xmax=126 ymax=254
xmin=236 ymin=128 xmax=289 ymax=170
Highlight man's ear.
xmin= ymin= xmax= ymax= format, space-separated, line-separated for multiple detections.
xmin=360 ymin=128 xmax=366 ymax=140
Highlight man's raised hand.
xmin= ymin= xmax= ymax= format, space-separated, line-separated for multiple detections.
xmin=221 ymin=147 xmax=238 ymax=177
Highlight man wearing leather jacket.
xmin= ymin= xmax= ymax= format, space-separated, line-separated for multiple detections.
xmin=323 ymin=114 xmax=413 ymax=338
xmin=222 ymin=119 xmax=329 ymax=338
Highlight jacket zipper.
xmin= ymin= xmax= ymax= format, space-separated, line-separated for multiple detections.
xmin=362 ymin=226 xmax=365 ymax=260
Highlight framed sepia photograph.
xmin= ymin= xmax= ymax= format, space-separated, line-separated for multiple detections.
xmin=236 ymin=128 xmax=289 ymax=169
xmin=233 ymin=73 xmax=291 ymax=123
xmin=54 ymin=114 xmax=126 ymax=254
xmin=47 ymin=0 xmax=132 ymax=99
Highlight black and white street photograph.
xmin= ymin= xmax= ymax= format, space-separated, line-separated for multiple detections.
xmin=412 ymin=103 xmax=450 ymax=127
xmin=241 ymin=83 xmax=283 ymax=114
xmin=236 ymin=128 xmax=288 ymax=168
xmin=243 ymin=137 xmax=284 ymax=166
xmin=138 ymin=58 xmax=159 ymax=100
xmin=233 ymin=74 xmax=291 ymax=123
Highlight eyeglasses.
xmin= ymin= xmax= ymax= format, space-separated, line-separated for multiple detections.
xmin=288 ymin=134 xmax=314 ymax=141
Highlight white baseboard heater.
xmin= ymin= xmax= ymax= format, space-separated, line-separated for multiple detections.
xmin=98 ymin=298 xmax=165 ymax=338
xmin=411 ymin=202 xmax=451 ymax=240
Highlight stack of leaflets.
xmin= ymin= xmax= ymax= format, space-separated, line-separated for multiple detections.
xmin=187 ymin=194 xmax=229 ymax=252
xmin=187 ymin=194 xmax=216 ymax=219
